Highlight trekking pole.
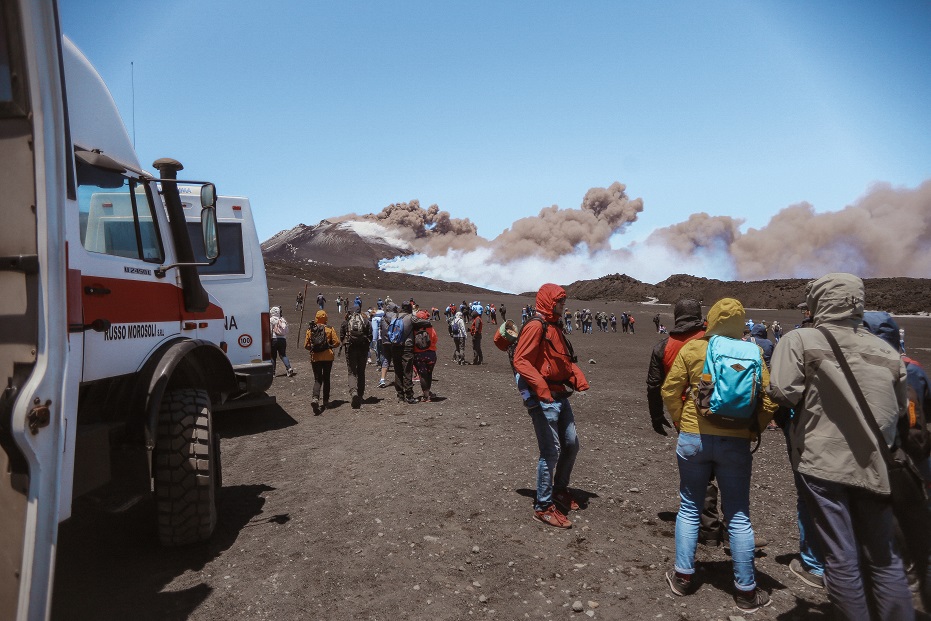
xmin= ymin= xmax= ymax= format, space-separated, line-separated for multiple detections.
xmin=296 ymin=281 xmax=308 ymax=349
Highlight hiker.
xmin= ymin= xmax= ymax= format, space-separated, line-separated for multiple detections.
xmin=389 ymin=302 xmax=422 ymax=404
xmin=354 ymin=295 xmax=362 ymax=309
xmin=340 ymin=304 xmax=372 ymax=409
xmin=768 ymin=273 xmax=914 ymax=621
xmin=450 ymin=311 xmax=467 ymax=365
xmin=610 ymin=313 xmax=617 ymax=332
xmin=499 ymin=303 xmax=506 ymax=322
xmin=661 ymin=297 xmax=778 ymax=612
xmin=336 ymin=295 xmax=342 ymax=314
xmin=771 ymin=320 xmax=783 ymax=343
xmin=295 ymin=291 xmax=304 ymax=311
xmin=564 ymin=309 xmax=573 ymax=334
xmin=304 ymin=309 xmax=339 ymax=414
xmin=863 ymin=311 xmax=931 ymax=609
xmin=744 ymin=323 xmax=775 ymax=367
xmin=621 ymin=312 xmax=629 ymax=333
xmin=269 ymin=306 xmax=296 ymax=378
xmin=647 ymin=299 xmax=722 ymax=545
xmin=413 ymin=310 xmax=439 ymax=402
xmin=316 ymin=292 xmax=326 ymax=310
xmin=653 ymin=313 xmax=661 ymax=332
xmin=470 ymin=310 xmax=484 ymax=365
xmin=371 ymin=309 xmax=390 ymax=389
xmin=490 ymin=304 xmax=497 ymax=325
xmin=628 ymin=313 xmax=636 ymax=334
xmin=513 ymin=283 xmax=589 ymax=529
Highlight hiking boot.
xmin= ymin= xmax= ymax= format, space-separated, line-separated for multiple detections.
xmin=533 ymin=505 xmax=571 ymax=529
xmin=311 ymin=400 xmax=320 ymax=415
xmin=351 ymin=394 xmax=362 ymax=409
xmin=665 ymin=570 xmax=695 ymax=596
xmin=553 ymin=488 xmax=580 ymax=511
xmin=286 ymin=368 xmax=297 ymax=377
xmin=789 ymin=558 xmax=824 ymax=589
xmin=378 ymin=380 xmax=387 ymax=388
xmin=404 ymin=397 xmax=419 ymax=404
xmin=734 ymin=587 xmax=771 ymax=612
xmin=723 ymin=534 xmax=769 ymax=550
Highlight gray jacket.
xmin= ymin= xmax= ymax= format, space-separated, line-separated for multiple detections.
xmin=767 ymin=272 xmax=907 ymax=494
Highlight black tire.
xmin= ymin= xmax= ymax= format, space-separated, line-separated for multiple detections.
xmin=154 ymin=388 xmax=217 ymax=546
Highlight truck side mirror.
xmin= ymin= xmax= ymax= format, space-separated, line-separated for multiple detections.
xmin=201 ymin=183 xmax=217 ymax=209
xmin=202 ymin=207 xmax=219 ymax=260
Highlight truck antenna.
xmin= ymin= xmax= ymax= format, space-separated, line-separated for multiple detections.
xmin=131 ymin=61 xmax=136 ymax=148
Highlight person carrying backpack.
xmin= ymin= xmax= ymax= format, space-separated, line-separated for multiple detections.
xmin=413 ymin=310 xmax=439 ymax=402
xmin=269 ymin=306 xmax=296 ymax=377
xmin=389 ymin=302 xmax=419 ymax=404
xmin=661 ymin=297 xmax=778 ymax=612
xmin=316 ymin=292 xmax=326 ymax=310
xmin=340 ymin=304 xmax=373 ymax=409
xmin=304 ymin=309 xmax=339 ymax=414
xmin=513 ymin=284 xmax=589 ymax=529
xmin=469 ymin=310 xmax=484 ymax=365
xmin=450 ymin=311 xmax=467 ymax=365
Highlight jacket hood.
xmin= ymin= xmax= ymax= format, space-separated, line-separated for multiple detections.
xmin=863 ymin=311 xmax=901 ymax=351
xmin=670 ymin=298 xmax=704 ymax=334
xmin=269 ymin=306 xmax=281 ymax=318
xmin=315 ymin=310 xmax=327 ymax=324
xmin=806 ymin=272 xmax=865 ymax=328
xmin=535 ymin=283 xmax=566 ymax=322
xmin=706 ymin=298 xmax=747 ymax=338
xmin=455 ymin=311 xmax=463 ymax=320
xmin=750 ymin=323 xmax=768 ymax=339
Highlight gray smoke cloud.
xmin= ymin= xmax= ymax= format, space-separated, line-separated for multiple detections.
xmin=647 ymin=180 xmax=931 ymax=279
xmin=336 ymin=178 xmax=930 ymax=290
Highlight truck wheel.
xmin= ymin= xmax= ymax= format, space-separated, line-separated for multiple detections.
xmin=154 ymin=388 xmax=217 ymax=546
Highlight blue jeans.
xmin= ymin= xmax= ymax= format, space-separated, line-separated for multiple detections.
xmin=799 ymin=474 xmax=914 ymax=621
xmin=675 ymin=432 xmax=757 ymax=590
xmin=528 ymin=398 xmax=579 ymax=511
xmin=782 ymin=424 xmax=824 ymax=576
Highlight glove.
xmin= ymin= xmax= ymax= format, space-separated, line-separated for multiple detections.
xmin=651 ymin=416 xmax=672 ymax=436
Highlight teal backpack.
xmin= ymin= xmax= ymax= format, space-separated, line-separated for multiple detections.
xmin=692 ymin=335 xmax=763 ymax=429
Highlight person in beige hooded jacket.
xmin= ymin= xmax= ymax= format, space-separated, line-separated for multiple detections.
xmin=768 ymin=273 xmax=912 ymax=621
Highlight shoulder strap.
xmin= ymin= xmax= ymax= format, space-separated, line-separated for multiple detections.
xmin=817 ymin=326 xmax=895 ymax=466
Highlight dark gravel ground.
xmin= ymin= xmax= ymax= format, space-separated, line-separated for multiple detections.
xmin=51 ymin=276 xmax=931 ymax=620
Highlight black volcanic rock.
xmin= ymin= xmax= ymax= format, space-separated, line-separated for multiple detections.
xmin=262 ymin=219 xmax=412 ymax=268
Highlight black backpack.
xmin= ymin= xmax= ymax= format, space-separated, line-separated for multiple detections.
xmin=309 ymin=324 xmax=330 ymax=352
xmin=414 ymin=328 xmax=431 ymax=350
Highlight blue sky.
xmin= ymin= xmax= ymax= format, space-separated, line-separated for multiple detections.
xmin=61 ymin=1 xmax=931 ymax=255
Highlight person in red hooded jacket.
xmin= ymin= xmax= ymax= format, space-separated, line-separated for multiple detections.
xmin=513 ymin=283 xmax=590 ymax=528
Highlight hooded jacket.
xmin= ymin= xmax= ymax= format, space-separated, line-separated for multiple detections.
xmin=646 ymin=299 xmax=706 ymax=423
xmin=768 ymin=273 xmax=907 ymax=494
xmin=451 ymin=311 xmax=467 ymax=339
xmin=304 ymin=309 xmax=340 ymax=362
xmin=747 ymin=323 xmax=774 ymax=367
xmin=661 ymin=298 xmax=777 ymax=438
xmin=512 ymin=283 xmax=589 ymax=403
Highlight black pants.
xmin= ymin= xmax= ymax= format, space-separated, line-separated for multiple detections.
xmin=311 ymin=360 xmax=333 ymax=403
xmin=345 ymin=344 xmax=368 ymax=398
xmin=472 ymin=334 xmax=483 ymax=365
xmin=392 ymin=345 xmax=414 ymax=400
xmin=414 ymin=351 xmax=437 ymax=396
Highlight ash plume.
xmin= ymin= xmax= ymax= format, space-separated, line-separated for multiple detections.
xmin=647 ymin=180 xmax=931 ymax=280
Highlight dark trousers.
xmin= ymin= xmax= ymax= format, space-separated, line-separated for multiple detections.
xmin=392 ymin=345 xmax=414 ymax=400
xmin=414 ymin=351 xmax=437 ymax=396
xmin=699 ymin=479 xmax=723 ymax=542
xmin=311 ymin=360 xmax=333 ymax=403
xmin=345 ymin=344 xmax=368 ymax=397
xmin=472 ymin=334 xmax=483 ymax=364
xmin=799 ymin=474 xmax=914 ymax=621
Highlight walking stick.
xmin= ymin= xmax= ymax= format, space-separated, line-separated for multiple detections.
xmin=295 ymin=282 xmax=308 ymax=349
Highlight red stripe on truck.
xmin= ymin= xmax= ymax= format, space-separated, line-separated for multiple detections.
xmin=81 ymin=275 xmax=224 ymax=324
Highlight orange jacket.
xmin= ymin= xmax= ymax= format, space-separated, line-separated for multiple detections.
xmin=512 ymin=284 xmax=589 ymax=403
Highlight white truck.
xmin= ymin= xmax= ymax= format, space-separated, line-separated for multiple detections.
xmin=0 ymin=2 xmax=241 ymax=618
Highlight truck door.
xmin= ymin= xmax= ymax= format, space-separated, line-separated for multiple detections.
xmin=73 ymin=172 xmax=182 ymax=382
xmin=0 ymin=0 xmax=70 ymax=618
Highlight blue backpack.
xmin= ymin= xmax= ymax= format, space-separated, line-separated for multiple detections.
xmin=387 ymin=315 xmax=406 ymax=345
xmin=692 ymin=335 xmax=763 ymax=429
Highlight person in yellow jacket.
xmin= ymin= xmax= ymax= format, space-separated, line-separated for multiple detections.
xmin=661 ymin=298 xmax=778 ymax=613
xmin=305 ymin=310 xmax=340 ymax=415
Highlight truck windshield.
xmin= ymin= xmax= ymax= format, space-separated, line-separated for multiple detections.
xmin=77 ymin=164 xmax=164 ymax=263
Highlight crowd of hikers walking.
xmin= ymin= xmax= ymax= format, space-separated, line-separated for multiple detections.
xmin=274 ymin=274 xmax=930 ymax=618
